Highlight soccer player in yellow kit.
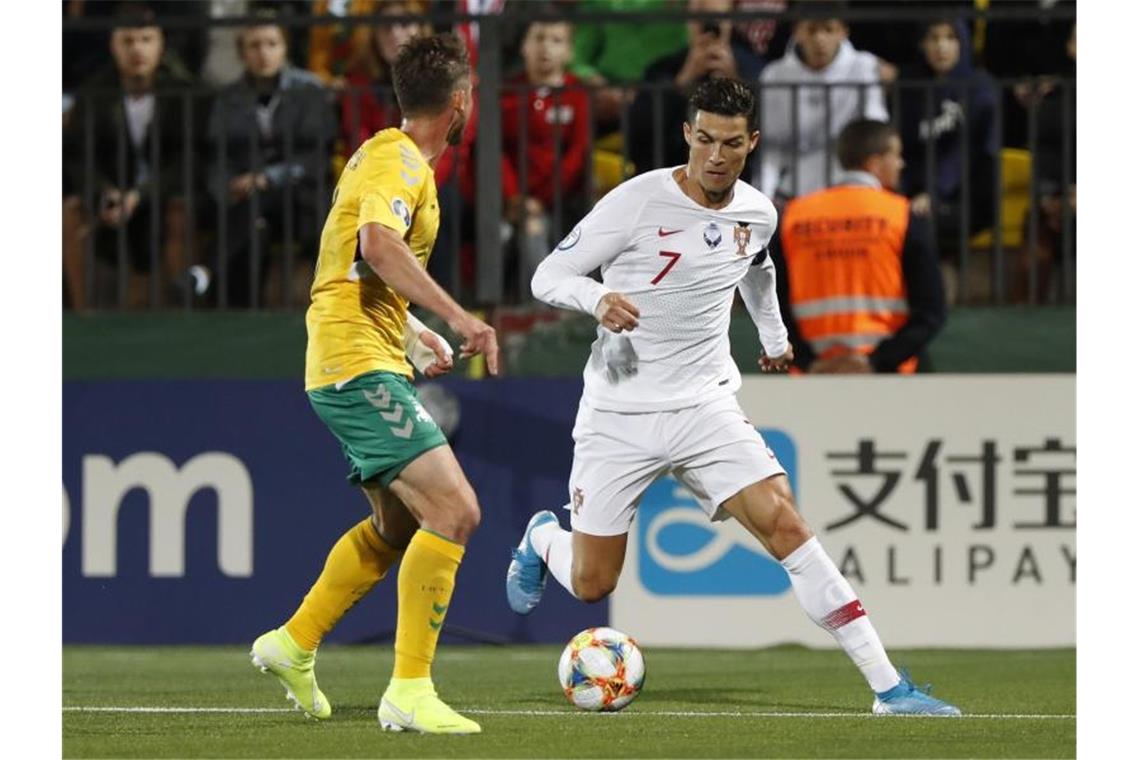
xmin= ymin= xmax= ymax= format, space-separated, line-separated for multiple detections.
xmin=249 ymin=34 xmax=498 ymax=735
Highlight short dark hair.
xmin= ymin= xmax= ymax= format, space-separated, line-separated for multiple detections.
xmin=112 ymin=2 xmax=159 ymax=31
xmin=392 ymin=33 xmax=471 ymax=116
xmin=687 ymin=78 xmax=758 ymax=132
xmin=836 ymin=119 xmax=897 ymax=169
xmin=237 ymin=9 xmax=288 ymax=51
xmin=793 ymin=0 xmax=848 ymax=21
xmin=520 ymin=2 xmax=573 ymax=41
xmin=922 ymin=17 xmax=962 ymax=40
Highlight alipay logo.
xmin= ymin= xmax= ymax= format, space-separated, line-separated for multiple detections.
xmin=637 ymin=428 xmax=797 ymax=596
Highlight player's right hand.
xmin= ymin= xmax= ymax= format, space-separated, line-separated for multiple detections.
xmin=416 ymin=329 xmax=454 ymax=378
xmin=452 ymin=314 xmax=501 ymax=376
xmin=594 ymin=292 xmax=640 ymax=333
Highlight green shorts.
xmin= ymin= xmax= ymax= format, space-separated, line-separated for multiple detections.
xmin=308 ymin=371 xmax=448 ymax=487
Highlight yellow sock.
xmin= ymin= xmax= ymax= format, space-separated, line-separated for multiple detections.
xmin=285 ymin=517 xmax=401 ymax=652
xmin=393 ymin=529 xmax=465 ymax=680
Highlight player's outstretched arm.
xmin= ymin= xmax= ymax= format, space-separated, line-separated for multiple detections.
xmin=533 ymin=254 xmax=639 ymax=333
xmin=531 ymin=185 xmax=642 ymax=319
xmin=738 ymin=249 xmax=792 ymax=372
xmin=360 ymin=222 xmax=499 ymax=375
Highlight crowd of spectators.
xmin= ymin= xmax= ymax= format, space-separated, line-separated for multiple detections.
xmin=61 ymin=0 xmax=1075 ymax=310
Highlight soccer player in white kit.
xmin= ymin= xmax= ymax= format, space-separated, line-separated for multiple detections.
xmin=506 ymin=79 xmax=960 ymax=716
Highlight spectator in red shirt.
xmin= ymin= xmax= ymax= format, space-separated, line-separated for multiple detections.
xmin=338 ymin=1 xmax=430 ymax=160
xmin=500 ymin=16 xmax=591 ymax=298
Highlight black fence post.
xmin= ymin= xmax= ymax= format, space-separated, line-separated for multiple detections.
xmin=1026 ymin=94 xmax=1040 ymax=304
xmin=83 ymin=93 xmax=96 ymax=308
xmin=475 ymin=13 xmax=504 ymax=304
xmin=115 ymin=105 xmax=128 ymax=309
xmin=149 ymin=95 xmax=162 ymax=308
xmin=182 ymin=92 xmax=195 ymax=311
xmin=1061 ymin=80 xmax=1074 ymax=303
xmin=992 ymin=83 xmax=1005 ymax=305
xmin=958 ymin=80 xmax=971 ymax=303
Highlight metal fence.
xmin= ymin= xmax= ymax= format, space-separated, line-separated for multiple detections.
xmin=61 ymin=4 xmax=1076 ymax=311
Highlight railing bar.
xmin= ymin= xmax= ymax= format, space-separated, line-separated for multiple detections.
xmin=115 ymin=101 xmax=128 ymax=309
xmin=248 ymin=120 xmax=260 ymax=310
xmin=149 ymin=94 xmax=162 ymax=308
xmin=824 ymin=83 xmax=833 ymax=188
xmin=1060 ymin=81 xmax=1074 ymax=303
xmin=1027 ymin=94 xmax=1040 ymax=304
xmin=552 ymin=88 xmax=563 ymax=261
xmin=652 ymin=82 xmax=664 ymax=170
xmin=584 ymin=83 xmax=596 ymax=204
xmin=217 ymin=110 xmax=229 ymax=308
xmin=182 ymin=92 xmax=195 ymax=310
xmin=283 ymin=98 xmax=296 ymax=310
xmin=790 ymin=83 xmax=799 ymax=198
xmin=83 ymin=93 xmax=96 ymax=307
xmin=517 ymin=84 xmax=529 ymax=303
xmin=992 ymin=82 xmax=1004 ymax=304
xmin=958 ymin=80 xmax=970 ymax=303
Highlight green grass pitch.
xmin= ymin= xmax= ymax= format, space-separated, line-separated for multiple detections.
xmin=63 ymin=644 xmax=1074 ymax=758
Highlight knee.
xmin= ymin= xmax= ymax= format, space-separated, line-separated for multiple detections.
xmin=457 ymin=498 xmax=481 ymax=542
xmin=441 ymin=486 xmax=481 ymax=544
xmin=770 ymin=498 xmax=813 ymax=557
xmin=572 ymin=570 xmax=617 ymax=604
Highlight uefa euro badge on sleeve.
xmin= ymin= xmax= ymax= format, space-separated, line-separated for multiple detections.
xmin=391 ymin=197 xmax=412 ymax=229
xmin=557 ymin=226 xmax=582 ymax=251
xmin=734 ymin=222 xmax=752 ymax=256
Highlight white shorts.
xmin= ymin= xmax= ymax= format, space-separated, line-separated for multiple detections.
xmin=566 ymin=394 xmax=787 ymax=536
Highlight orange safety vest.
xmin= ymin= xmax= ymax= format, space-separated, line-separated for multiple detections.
xmin=780 ymin=184 xmax=918 ymax=374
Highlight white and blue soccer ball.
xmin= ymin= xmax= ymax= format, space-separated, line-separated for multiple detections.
xmin=557 ymin=626 xmax=646 ymax=712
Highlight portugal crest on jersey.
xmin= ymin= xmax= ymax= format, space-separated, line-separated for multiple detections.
xmin=734 ymin=223 xmax=752 ymax=256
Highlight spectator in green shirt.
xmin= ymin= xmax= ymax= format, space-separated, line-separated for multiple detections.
xmin=570 ymin=0 xmax=688 ymax=132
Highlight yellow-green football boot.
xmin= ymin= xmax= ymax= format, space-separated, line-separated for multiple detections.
xmin=250 ymin=627 xmax=331 ymax=720
xmin=378 ymin=677 xmax=481 ymax=734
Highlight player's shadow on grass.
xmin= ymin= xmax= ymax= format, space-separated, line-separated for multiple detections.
xmin=639 ymin=686 xmax=855 ymax=712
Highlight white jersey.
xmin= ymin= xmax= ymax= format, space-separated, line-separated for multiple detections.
xmin=532 ymin=167 xmax=789 ymax=413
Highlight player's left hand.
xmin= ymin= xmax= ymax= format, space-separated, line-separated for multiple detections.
xmin=759 ymin=347 xmax=795 ymax=373
xmin=417 ymin=329 xmax=454 ymax=378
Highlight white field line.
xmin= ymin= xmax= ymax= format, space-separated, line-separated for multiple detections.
xmin=62 ymin=706 xmax=1075 ymax=720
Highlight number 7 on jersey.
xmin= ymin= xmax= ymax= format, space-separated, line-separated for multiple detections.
xmin=651 ymin=250 xmax=682 ymax=285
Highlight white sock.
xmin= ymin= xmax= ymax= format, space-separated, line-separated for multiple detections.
xmin=781 ymin=537 xmax=900 ymax=694
xmin=529 ymin=519 xmax=578 ymax=599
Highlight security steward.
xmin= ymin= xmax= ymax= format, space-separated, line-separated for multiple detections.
xmin=771 ymin=119 xmax=946 ymax=373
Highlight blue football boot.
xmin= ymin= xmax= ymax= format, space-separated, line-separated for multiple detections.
xmin=505 ymin=510 xmax=559 ymax=614
xmin=873 ymin=669 xmax=962 ymax=716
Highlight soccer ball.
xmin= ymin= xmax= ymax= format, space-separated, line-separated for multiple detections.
xmin=557 ymin=626 xmax=646 ymax=712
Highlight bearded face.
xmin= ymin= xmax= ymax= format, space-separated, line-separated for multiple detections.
xmin=446 ymin=109 xmax=467 ymax=146
xmin=446 ymin=81 xmax=473 ymax=146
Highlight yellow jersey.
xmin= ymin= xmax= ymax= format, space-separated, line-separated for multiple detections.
xmin=305 ymin=129 xmax=440 ymax=390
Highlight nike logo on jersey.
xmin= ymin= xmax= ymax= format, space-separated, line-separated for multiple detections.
xmin=657 ymin=227 xmax=683 ymax=237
